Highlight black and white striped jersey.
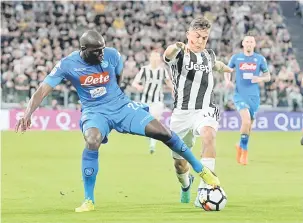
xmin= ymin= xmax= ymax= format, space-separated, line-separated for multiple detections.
xmin=164 ymin=48 xmax=217 ymax=110
xmin=133 ymin=65 xmax=170 ymax=104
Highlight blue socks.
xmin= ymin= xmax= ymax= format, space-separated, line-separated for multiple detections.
xmin=82 ymin=149 xmax=99 ymax=203
xmin=165 ymin=131 xmax=203 ymax=173
xmin=240 ymin=134 xmax=249 ymax=150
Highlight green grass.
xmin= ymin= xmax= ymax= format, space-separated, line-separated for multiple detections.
xmin=1 ymin=131 xmax=303 ymax=223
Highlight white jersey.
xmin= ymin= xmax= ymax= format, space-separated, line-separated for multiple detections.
xmin=133 ymin=65 xmax=170 ymax=104
xmin=164 ymin=48 xmax=217 ymax=110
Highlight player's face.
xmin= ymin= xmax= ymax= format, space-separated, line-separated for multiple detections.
xmin=186 ymin=29 xmax=210 ymax=53
xmin=82 ymin=45 xmax=105 ymax=65
xmin=149 ymin=52 xmax=161 ymax=67
xmin=242 ymin=36 xmax=256 ymax=53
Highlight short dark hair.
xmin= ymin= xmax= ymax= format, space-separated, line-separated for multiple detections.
xmin=245 ymin=31 xmax=256 ymax=38
xmin=189 ymin=17 xmax=212 ymax=30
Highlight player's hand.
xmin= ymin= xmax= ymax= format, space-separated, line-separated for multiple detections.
xmin=175 ymin=42 xmax=188 ymax=53
xmin=251 ymin=76 xmax=263 ymax=84
xmin=225 ymin=81 xmax=234 ymax=89
xmin=15 ymin=115 xmax=31 ymax=133
xmin=136 ymin=85 xmax=144 ymax=92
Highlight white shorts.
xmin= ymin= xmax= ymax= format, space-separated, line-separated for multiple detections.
xmin=170 ymin=107 xmax=220 ymax=159
xmin=146 ymin=102 xmax=165 ymax=120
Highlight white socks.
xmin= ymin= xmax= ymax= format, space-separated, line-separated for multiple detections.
xmin=198 ymin=158 xmax=216 ymax=189
xmin=149 ymin=138 xmax=156 ymax=149
xmin=176 ymin=169 xmax=190 ymax=188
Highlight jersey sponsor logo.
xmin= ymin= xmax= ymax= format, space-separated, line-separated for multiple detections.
xmin=80 ymin=72 xmax=110 ymax=86
xmin=236 ymin=58 xmax=244 ymax=60
xmin=185 ymin=61 xmax=210 ymax=72
xmin=89 ymin=86 xmax=107 ymax=98
xmin=239 ymin=63 xmax=257 ymax=71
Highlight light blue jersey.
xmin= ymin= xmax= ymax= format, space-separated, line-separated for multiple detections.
xmin=44 ymin=48 xmax=125 ymax=112
xmin=228 ymin=52 xmax=268 ymax=119
xmin=43 ymin=48 xmax=154 ymax=143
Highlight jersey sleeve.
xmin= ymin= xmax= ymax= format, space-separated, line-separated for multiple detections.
xmin=114 ymin=50 xmax=123 ymax=75
xmin=228 ymin=55 xmax=236 ymax=69
xmin=260 ymin=56 xmax=269 ymax=73
xmin=43 ymin=60 xmax=66 ymax=88
xmin=207 ymin=49 xmax=216 ymax=68
xmin=133 ymin=67 xmax=145 ymax=83
xmin=163 ymin=49 xmax=182 ymax=66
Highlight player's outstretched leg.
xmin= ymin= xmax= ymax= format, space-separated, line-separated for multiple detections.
xmin=237 ymin=109 xmax=252 ymax=165
xmin=75 ymin=128 xmax=102 ymax=213
xmin=145 ymin=120 xmax=220 ymax=186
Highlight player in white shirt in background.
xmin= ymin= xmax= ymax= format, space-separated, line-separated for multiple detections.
xmin=132 ymin=51 xmax=173 ymax=154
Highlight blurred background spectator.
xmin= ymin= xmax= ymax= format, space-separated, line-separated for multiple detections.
xmin=1 ymin=1 xmax=302 ymax=111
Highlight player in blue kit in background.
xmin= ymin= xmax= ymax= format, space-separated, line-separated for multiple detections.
xmin=15 ymin=30 xmax=220 ymax=212
xmin=225 ymin=32 xmax=271 ymax=165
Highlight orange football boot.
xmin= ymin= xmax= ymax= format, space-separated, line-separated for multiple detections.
xmin=240 ymin=150 xmax=248 ymax=165
xmin=235 ymin=144 xmax=242 ymax=164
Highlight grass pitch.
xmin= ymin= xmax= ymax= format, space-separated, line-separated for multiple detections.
xmin=2 ymin=131 xmax=302 ymax=223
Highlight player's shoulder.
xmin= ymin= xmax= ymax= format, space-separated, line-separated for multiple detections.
xmin=104 ymin=47 xmax=120 ymax=58
xmin=254 ymin=52 xmax=266 ymax=59
xmin=55 ymin=51 xmax=79 ymax=69
xmin=62 ymin=51 xmax=80 ymax=63
xmin=103 ymin=47 xmax=121 ymax=66
xmin=205 ymin=48 xmax=216 ymax=59
xmin=232 ymin=53 xmax=244 ymax=58
xmin=205 ymin=48 xmax=215 ymax=55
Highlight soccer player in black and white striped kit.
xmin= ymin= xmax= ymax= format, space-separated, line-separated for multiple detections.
xmin=132 ymin=51 xmax=173 ymax=154
xmin=163 ymin=17 xmax=233 ymax=206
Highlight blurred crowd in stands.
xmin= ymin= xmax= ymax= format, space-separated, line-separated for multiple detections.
xmin=1 ymin=1 xmax=302 ymax=111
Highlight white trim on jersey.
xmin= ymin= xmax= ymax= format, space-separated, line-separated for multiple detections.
xmin=202 ymin=50 xmax=214 ymax=110
xmin=187 ymin=51 xmax=204 ymax=109
xmin=176 ymin=54 xmax=190 ymax=109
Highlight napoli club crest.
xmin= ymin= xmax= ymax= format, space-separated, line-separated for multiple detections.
xmin=84 ymin=168 xmax=94 ymax=176
xmin=101 ymin=60 xmax=109 ymax=68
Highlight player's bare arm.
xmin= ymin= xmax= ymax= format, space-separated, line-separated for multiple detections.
xmin=224 ymin=72 xmax=234 ymax=89
xmin=213 ymin=61 xmax=233 ymax=73
xmin=131 ymin=79 xmax=144 ymax=92
xmin=15 ymin=83 xmax=53 ymax=133
xmin=165 ymin=79 xmax=173 ymax=90
xmin=164 ymin=42 xmax=185 ymax=60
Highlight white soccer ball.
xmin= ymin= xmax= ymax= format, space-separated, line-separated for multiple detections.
xmin=198 ymin=186 xmax=227 ymax=211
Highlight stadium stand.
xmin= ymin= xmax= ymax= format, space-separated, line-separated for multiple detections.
xmin=1 ymin=1 xmax=302 ymax=111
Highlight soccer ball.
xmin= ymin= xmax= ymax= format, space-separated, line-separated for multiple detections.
xmin=198 ymin=186 xmax=227 ymax=211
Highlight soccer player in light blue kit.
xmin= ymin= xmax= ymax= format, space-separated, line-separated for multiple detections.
xmin=15 ymin=30 xmax=220 ymax=212
xmin=225 ymin=32 xmax=271 ymax=165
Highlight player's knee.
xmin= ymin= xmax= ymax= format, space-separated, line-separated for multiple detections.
xmin=145 ymin=120 xmax=172 ymax=142
xmin=174 ymin=159 xmax=188 ymax=173
xmin=84 ymin=128 xmax=102 ymax=150
xmin=201 ymin=127 xmax=216 ymax=157
xmin=242 ymin=117 xmax=251 ymax=128
xmin=201 ymin=127 xmax=215 ymax=144
xmin=157 ymin=128 xmax=172 ymax=142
